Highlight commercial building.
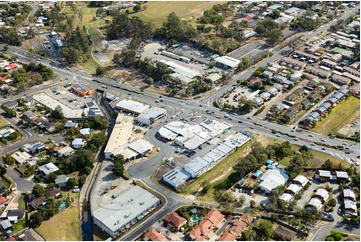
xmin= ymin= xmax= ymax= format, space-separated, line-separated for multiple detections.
xmin=136 ymin=107 xmax=167 ymax=126
xmin=115 ymin=99 xmax=150 ymax=115
xmin=214 ymin=56 xmax=241 ymax=70
xmin=104 ymin=114 xmax=133 ymax=159
xmin=159 ymin=60 xmax=201 ymax=85
xmin=163 ymin=168 xmax=191 ymax=189
xmin=71 ymin=83 xmax=93 ymax=97
xmin=125 ymin=138 xmax=154 ymax=159
xmin=93 ymin=186 xmax=160 ymax=238
xmin=259 ymin=169 xmax=289 ymax=194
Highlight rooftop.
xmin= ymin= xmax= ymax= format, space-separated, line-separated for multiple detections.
xmin=115 ymin=99 xmax=149 ymax=114
xmin=214 ymin=56 xmax=241 ymax=68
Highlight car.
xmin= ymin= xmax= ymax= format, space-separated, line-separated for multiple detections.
xmin=250 ymin=127 xmax=254 ymax=129
xmin=310 ymin=143 xmax=315 ymax=146
xmin=37 ymin=58 xmax=41 ymax=61
xmin=238 ymin=120 xmax=243 ymax=123
xmin=216 ymin=116 xmax=220 ymax=119
xmin=291 ymin=130 xmax=295 ymax=132
xmin=66 ymin=67 xmax=70 ymax=70
xmin=101 ymin=85 xmax=108 ymax=89
xmin=4 ymin=164 xmax=8 ymax=168
xmin=309 ymin=134 xmax=313 ymax=137
xmin=276 ymin=134 xmax=281 ymax=137
xmin=159 ymin=95 xmax=163 ymax=98
xmin=271 ymin=131 xmax=276 ymax=134
xmin=321 ymin=147 xmax=326 ymax=150
xmin=247 ymin=117 xmax=250 ymax=120
xmin=293 ymin=138 xmax=298 ymax=141
xmin=320 ymin=139 xmax=326 ymax=142
xmin=198 ymin=146 xmax=203 ymax=150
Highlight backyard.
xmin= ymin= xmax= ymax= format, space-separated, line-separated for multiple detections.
xmin=312 ymin=96 xmax=360 ymax=136
xmin=36 ymin=192 xmax=81 ymax=241
xmin=132 ymin=1 xmax=221 ymax=28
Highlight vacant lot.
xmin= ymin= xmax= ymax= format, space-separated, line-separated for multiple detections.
xmin=36 ymin=193 xmax=81 ymax=241
xmin=132 ymin=1 xmax=221 ymax=28
xmin=0 ymin=118 xmax=8 ymax=128
xmin=312 ymin=96 xmax=360 ymax=136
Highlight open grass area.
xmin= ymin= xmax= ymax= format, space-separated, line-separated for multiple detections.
xmin=12 ymin=218 xmax=27 ymax=233
xmin=0 ymin=118 xmax=9 ymax=128
xmin=18 ymin=195 xmax=26 ymax=210
xmin=36 ymin=193 xmax=80 ymax=241
xmin=312 ymin=96 xmax=360 ymax=136
xmin=0 ymin=178 xmax=10 ymax=190
xmin=132 ymin=1 xmax=221 ymax=28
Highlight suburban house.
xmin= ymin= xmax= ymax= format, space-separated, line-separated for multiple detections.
xmin=315 ymin=170 xmax=332 ymax=180
xmin=189 ymin=209 xmax=225 ymax=241
xmin=144 ymin=228 xmax=167 ymax=241
xmin=29 ymin=196 xmax=47 ymax=210
xmin=57 ymin=146 xmax=75 ymax=157
xmin=64 ymin=120 xmax=78 ymax=128
xmin=22 ymin=111 xmax=37 ymax=120
xmin=54 ymin=175 xmax=69 ymax=187
xmin=307 ymin=198 xmax=323 ymax=211
xmin=344 ymin=199 xmax=357 ymax=215
xmin=343 ymin=189 xmax=356 ymax=201
xmin=164 ymin=212 xmax=187 ymax=231
xmin=2 ymin=100 xmax=18 ymax=110
xmin=305 ymin=65 xmax=330 ymax=79
xmin=314 ymin=189 xmax=329 ymax=203
xmin=72 ymin=138 xmax=85 ymax=149
xmin=45 ymin=187 xmax=61 ymax=198
xmin=38 ymin=162 xmax=59 ymax=177
xmin=218 ymin=232 xmax=236 ymax=241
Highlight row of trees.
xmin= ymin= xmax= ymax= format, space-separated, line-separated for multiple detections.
xmin=61 ymin=27 xmax=91 ymax=64
xmin=255 ymin=18 xmax=282 ymax=44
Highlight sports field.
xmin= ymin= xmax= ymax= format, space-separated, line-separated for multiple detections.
xmin=312 ymin=96 xmax=360 ymax=136
xmin=132 ymin=1 xmax=221 ymax=28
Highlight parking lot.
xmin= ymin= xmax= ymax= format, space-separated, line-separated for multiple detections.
xmin=43 ymin=83 xmax=92 ymax=110
xmin=228 ymin=42 xmax=265 ymax=62
xmin=38 ymin=32 xmax=62 ymax=58
xmin=219 ymin=86 xmax=259 ymax=107
xmin=338 ymin=117 xmax=360 ymax=137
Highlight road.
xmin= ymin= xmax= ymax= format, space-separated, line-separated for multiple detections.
xmin=312 ymin=222 xmax=360 ymax=241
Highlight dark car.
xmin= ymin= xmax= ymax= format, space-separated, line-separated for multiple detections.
xmin=238 ymin=120 xmax=243 ymax=123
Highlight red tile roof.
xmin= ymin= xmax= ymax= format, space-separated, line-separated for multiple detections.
xmin=218 ymin=232 xmax=236 ymax=241
xmin=5 ymin=237 xmax=16 ymax=241
xmin=203 ymin=209 xmax=225 ymax=226
xmin=240 ymin=213 xmax=254 ymax=224
xmin=164 ymin=212 xmax=187 ymax=229
xmin=0 ymin=196 xmax=7 ymax=205
xmin=243 ymin=15 xmax=254 ymax=23
xmin=189 ymin=224 xmax=206 ymax=241
xmin=0 ymin=76 xmax=10 ymax=81
xmin=226 ymin=220 xmax=247 ymax=236
xmin=144 ymin=228 xmax=167 ymax=241
xmin=7 ymin=63 xmax=17 ymax=69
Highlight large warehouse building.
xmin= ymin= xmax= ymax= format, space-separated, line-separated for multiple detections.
xmin=93 ymin=186 xmax=160 ymax=238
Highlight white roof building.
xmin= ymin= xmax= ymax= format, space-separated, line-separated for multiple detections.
xmin=159 ymin=60 xmax=201 ymax=85
xmin=79 ymin=128 xmax=91 ymax=136
xmin=184 ymin=157 xmax=210 ymax=178
xmin=115 ymin=99 xmax=149 ymax=115
xmin=280 ymin=193 xmax=294 ymax=203
xmin=286 ymin=184 xmax=302 ymax=195
xmin=72 ymin=138 xmax=85 ymax=149
xmin=38 ymin=162 xmax=59 ymax=176
xmin=315 ymin=188 xmax=329 ymax=202
xmin=259 ymin=169 xmax=289 ymax=193
xmin=344 ymin=199 xmax=357 ymax=215
xmin=58 ymin=146 xmax=75 ymax=157
xmin=335 ymin=171 xmax=349 ymax=179
xmin=104 ymin=114 xmax=133 ymax=159
xmin=11 ymin=151 xmax=32 ymax=165
xmin=163 ymin=168 xmax=191 ymax=188
xmin=93 ymin=186 xmax=160 ymax=237
xmin=343 ymin=189 xmax=356 ymax=200
xmin=307 ymin=198 xmax=323 ymax=211
xmin=293 ymin=175 xmax=308 ymax=187
xmin=128 ymin=138 xmax=154 ymax=155
xmin=215 ymin=56 xmax=241 ymax=70
xmin=136 ymin=107 xmax=167 ymax=126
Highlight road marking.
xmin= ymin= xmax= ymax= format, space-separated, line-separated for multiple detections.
xmin=336 ymin=154 xmax=343 ymax=159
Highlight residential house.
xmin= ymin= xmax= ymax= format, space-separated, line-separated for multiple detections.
xmin=260 ymin=92 xmax=271 ymax=101
xmin=249 ymin=77 xmax=262 ymax=87
xmin=275 ymin=226 xmax=297 ymax=241
xmin=189 ymin=220 xmax=213 ymax=241
xmin=285 ymin=93 xmax=298 ymax=102
xmin=218 ymin=232 xmax=236 ymax=241
xmin=64 ymin=120 xmax=78 ymax=128
xmin=58 ymin=146 xmax=75 ymax=157
xmin=144 ymin=228 xmax=167 ymax=241
xmin=349 ymin=83 xmax=360 ymax=96
xmin=225 ymin=219 xmax=247 ymax=238
xmin=300 ymin=99 xmax=311 ymax=110
xmin=294 ymin=88 xmax=305 ymax=97
xmin=308 ymin=91 xmax=321 ymax=102
xmin=164 ymin=212 xmax=187 ymax=231
xmin=343 ymin=189 xmax=356 ymax=201
xmin=334 ymin=171 xmax=349 ymax=181
xmin=305 ymin=65 xmax=330 ymax=79
xmin=4 ymin=63 xmax=19 ymax=72
xmin=267 ymin=87 xmax=278 ymax=95
xmin=17 ymin=229 xmax=45 ymax=241
xmin=263 ymin=71 xmax=274 ymax=79
xmin=331 ymin=74 xmax=351 ymax=86
xmin=0 ymin=196 xmax=7 ymax=208
xmin=203 ymin=209 xmax=225 ymax=228
xmin=22 ymin=111 xmax=37 ymax=120
xmin=1 ymin=209 xmax=25 ymax=223
xmin=253 ymin=97 xmax=264 ymax=107
xmin=40 ymin=121 xmax=55 ymax=133
xmin=307 ymin=198 xmax=323 ymax=211
xmin=38 ymin=162 xmax=59 ymax=177
xmin=314 ymin=189 xmax=329 ymax=203
xmin=2 ymin=100 xmax=18 ymax=110
xmin=45 ymin=187 xmax=61 ymax=198
xmin=72 ymin=138 xmax=85 ymax=149
xmin=80 ymin=128 xmax=91 ymax=136
xmin=29 ymin=196 xmax=47 ymax=210
xmin=23 ymin=142 xmax=45 ymax=154
xmin=344 ymin=199 xmax=357 ymax=215
xmin=1 ymin=219 xmax=11 ymax=230
xmin=284 ymin=106 xmax=298 ymax=120
xmin=315 ymin=170 xmax=332 ymax=180
xmin=54 ymin=175 xmax=69 ymax=187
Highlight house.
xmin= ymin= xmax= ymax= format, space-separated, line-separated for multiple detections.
xmin=226 ymin=219 xmax=247 ymax=238
xmin=29 ymin=196 xmax=47 ymax=210
xmin=284 ymin=106 xmax=298 ymax=119
xmin=240 ymin=213 xmax=254 ymax=224
xmin=79 ymin=128 xmax=91 ymax=136
xmin=275 ymin=225 xmax=297 ymax=241
xmin=22 ymin=111 xmax=37 ymax=120
xmin=349 ymin=83 xmax=360 ymax=96
xmin=72 ymin=138 xmax=85 ymax=149
xmin=1 ymin=219 xmax=11 ymax=230
xmin=315 ymin=170 xmax=332 ymax=180
xmin=285 ymin=184 xmax=302 ymax=195
xmin=218 ymin=232 xmax=236 ymax=241
xmin=331 ymin=74 xmax=351 ymax=86
xmin=58 ymin=146 xmax=75 ymax=157
xmin=294 ymin=88 xmax=305 ymax=97
xmin=263 ymin=71 xmax=274 ymax=78
xmin=17 ymin=229 xmax=45 ymax=241
xmin=144 ymin=228 xmax=167 ymax=241
xmin=314 ymin=189 xmax=329 ymax=203
xmin=5 ymin=236 xmax=16 ymax=241
xmin=260 ymin=92 xmax=271 ymax=101
xmin=300 ymin=99 xmax=310 ymax=110
xmin=45 ymin=187 xmax=61 ymax=198
xmin=164 ymin=212 xmax=187 ymax=231
xmin=305 ymin=66 xmax=330 ymax=79
xmin=334 ymin=171 xmax=349 ymax=181
xmin=11 ymin=151 xmax=32 ymax=165
xmin=343 ymin=189 xmax=356 ymax=201
xmin=23 ymin=142 xmax=45 ymax=154
xmin=293 ymin=175 xmax=309 ymax=187
xmin=64 ymin=120 xmax=78 ymax=128
xmin=258 ymin=169 xmax=289 ymax=194
xmin=344 ymin=199 xmax=357 ymax=215
xmin=203 ymin=209 xmax=225 ymax=227
xmin=307 ymin=198 xmax=323 ymax=211
xmin=38 ymin=162 xmax=59 ymax=177
xmin=189 ymin=209 xmax=225 ymax=241
xmin=253 ymin=97 xmax=264 ymax=106
xmin=1 ymin=209 xmax=25 ymax=223
xmin=214 ymin=56 xmax=241 ymax=70
xmin=0 ymin=196 xmax=7 ymax=207
xmin=2 ymin=100 xmax=18 ymax=110
xmin=71 ymin=83 xmax=93 ymax=97
xmin=4 ymin=63 xmax=19 ymax=72
xmin=308 ymin=91 xmax=321 ymax=102
xmin=267 ymin=87 xmax=278 ymax=95
xmin=54 ymin=175 xmax=69 ymax=187
xmin=40 ymin=121 xmax=55 ymax=133
xmin=250 ymin=77 xmax=262 ymax=86
xmin=280 ymin=193 xmax=294 ymax=203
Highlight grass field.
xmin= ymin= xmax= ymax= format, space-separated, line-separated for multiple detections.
xmin=36 ymin=193 xmax=81 ymax=241
xmin=312 ymin=96 xmax=360 ymax=135
xmin=18 ymin=195 xmax=26 ymax=210
xmin=0 ymin=118 xmax=8 ymax=128
xmin=132 ymin=1 xmax=222 ymax=28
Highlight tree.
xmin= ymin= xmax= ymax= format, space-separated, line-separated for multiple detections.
xmin=2 ymin=45 xmax=8 ymax=51
xmin=250 ymin=200 xmax=256 ymax=208
xmin=29 ymin=212 xmax=43 ymax=228
xmin=66 ymin=178 xmax=77 ymax=188
xmin=256 ymin=18 xmax=282 ymax=44
xmin=144 ymin=77 xmax=154 ymax=85
xmin=0 ymin=165 xmax=6 ymax=176
xmin=32 ymin=184 xmax=45 ymax=197
xmin=111 ymin=154 xmax=125 ymax=177
xmin=133 ymin=4 xmax=141 ymax=12
xmin=256 ymin=220 xmax=274 ymax=240
xmin=328 ymin=198 xmax=337 ymax=207
xmin=322 ymin=159 xmax=333 ymax=170
xmin=95 ymin=66 xmax=107 ymax=76
xmin=2 ymin=154 xmax=16 ymax=165
xmin=325 ymin=230 xmax=343 ymax=241
xmin=51 ymin=105 xmax=64 ymax=120
xmin=3 ymin=108 xmax=16 ymax=117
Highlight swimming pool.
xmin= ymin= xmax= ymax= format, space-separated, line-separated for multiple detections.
xmin=191 ymin=214 xmax=201 ymax=222
xmin=58 ymin=201 xmax=67 ymax=210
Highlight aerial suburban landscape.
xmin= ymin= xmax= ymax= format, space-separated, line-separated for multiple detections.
xmin=0 ymin=0 xmax=359 ymax=241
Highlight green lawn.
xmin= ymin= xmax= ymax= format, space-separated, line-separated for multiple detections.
xmin=132 ymin=1 xmax=221 ymax=28
xmin=12 ymin=218 xmax=27 ymax=233
xmin=0 ymin=118 xmax=8 ymax=128
xmin=18 ymin=195 xmax=26 ymax=210
xmin=312 ymin=96 xmax=360 ymax=135
xmin=1 ymin=179 xmax=10 ymax=190
xmin=36 ymin=193 xmax=81 ymax=241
